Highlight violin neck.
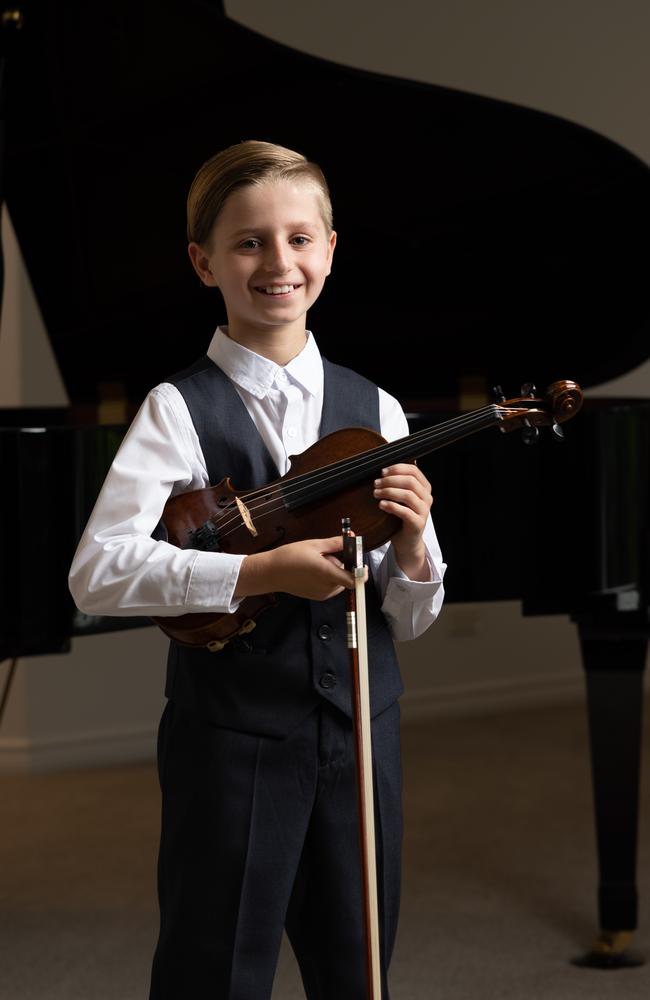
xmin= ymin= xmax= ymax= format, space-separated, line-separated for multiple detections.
xmin=374 ymin=403 xmax=503 ymax=467
xmin=282 ymin=404 xmax=503 ymax=511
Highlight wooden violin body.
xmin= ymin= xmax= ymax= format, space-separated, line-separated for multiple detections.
xmin=151 ymin=427 xmax=401 ymax=650
xmin=151 ymin=380 xmax=583 ymax=650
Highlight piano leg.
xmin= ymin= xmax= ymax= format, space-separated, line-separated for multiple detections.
xmin=572 ymin=625 xmax=647 ymax=968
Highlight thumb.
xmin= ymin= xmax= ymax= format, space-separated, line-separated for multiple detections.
xmin=320 ymin=535 xmax=345 ymax=552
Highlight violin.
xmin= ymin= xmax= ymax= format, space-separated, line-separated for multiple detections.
xmin=150 ymin=380 xmax=582 ymax=650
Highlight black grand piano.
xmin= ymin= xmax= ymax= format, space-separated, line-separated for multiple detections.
xmin=1 ymin=0 xmax=649 ymax=968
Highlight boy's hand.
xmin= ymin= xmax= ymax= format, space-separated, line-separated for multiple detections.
xmin=234 ymin=536 xmax=367 ymax=602
xmin=373 ymin=462 xmax=433 ymax=581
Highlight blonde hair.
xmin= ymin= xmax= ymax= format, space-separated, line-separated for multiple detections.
xmin=187 ymin=139 xmax=334 ymax=247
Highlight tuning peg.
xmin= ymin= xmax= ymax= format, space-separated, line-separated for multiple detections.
xmin=551 ymin=421 xmax=565 ymax=441
xmin=520 ymin=382 xmax=537 ymax=397
xmin=521 ymin=421 xmax=539 ymax=445
xmin=492 ymin=384 xmax=506 ymax=403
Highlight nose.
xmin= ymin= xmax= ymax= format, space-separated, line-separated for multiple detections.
xmin=262 ymin=238 xmax=291 ymax=274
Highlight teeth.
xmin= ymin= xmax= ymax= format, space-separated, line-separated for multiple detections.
xmin=259 ymin=284 xmax=295 ymax=294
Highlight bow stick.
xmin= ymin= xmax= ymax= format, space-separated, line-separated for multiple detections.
xmin=342 ymin=517 xmax=382 ymax=999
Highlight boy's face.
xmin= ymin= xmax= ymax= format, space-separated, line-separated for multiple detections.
xmin=189 ymin=178 xmax=336 ymax=342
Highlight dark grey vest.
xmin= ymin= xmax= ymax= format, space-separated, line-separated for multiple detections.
xmin=162 ymin=353 xmax=404 ymax=737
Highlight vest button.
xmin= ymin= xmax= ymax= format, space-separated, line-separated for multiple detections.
xmin=319 ymin=672 xmax=337 ymax=689
xmin=317 ymin=624 xmax=332 ymax=640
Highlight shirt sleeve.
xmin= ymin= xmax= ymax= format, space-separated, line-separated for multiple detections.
xmin=367 ymin=388 xmax=447 ymax=641
xmin=68 ymin=384 xmax=246 ymax=617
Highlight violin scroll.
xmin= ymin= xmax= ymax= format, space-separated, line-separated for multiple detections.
xmin=550 ymin=380 xmax=583 ymax=421
xmin=495 ymin=379 xmax=583 ymax=439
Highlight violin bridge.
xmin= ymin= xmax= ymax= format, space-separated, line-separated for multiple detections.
xmin=235 ymin=495 xmax=258 ymax=536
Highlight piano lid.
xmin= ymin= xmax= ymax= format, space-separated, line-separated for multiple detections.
xmin=3 ymin=0 xmax=650 ymax=410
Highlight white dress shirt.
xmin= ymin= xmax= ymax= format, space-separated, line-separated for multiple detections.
xmin=68 ymin=327 xmax=446 ymax=642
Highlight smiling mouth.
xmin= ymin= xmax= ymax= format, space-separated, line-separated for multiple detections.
xmin=254 ymin=284 xmax=302 ymax=296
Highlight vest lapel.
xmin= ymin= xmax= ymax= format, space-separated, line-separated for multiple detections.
xmin=210 ymin=360 xmax=282 ymax=480
xmin=175 ymin=357 xmax=281 ymax=487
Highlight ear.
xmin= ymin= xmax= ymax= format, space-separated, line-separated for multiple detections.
xmin=326 ymin=229 xmax=337 ymax=276
xmin=188 ymin=242 xmax=219 ymax=287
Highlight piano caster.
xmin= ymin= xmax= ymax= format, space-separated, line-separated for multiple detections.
xmin=571 ymin=930 xmax=646 ymax=969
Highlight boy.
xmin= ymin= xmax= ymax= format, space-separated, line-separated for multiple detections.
xmin=69 ymin=139 xmax=446 ymax=999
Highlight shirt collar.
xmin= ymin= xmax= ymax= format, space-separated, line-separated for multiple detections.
xmin=207 ymin=326 xmax=323 ymax=399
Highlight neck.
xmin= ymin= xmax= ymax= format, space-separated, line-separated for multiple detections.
xmin=223 ymin=321 xmax=308 ymax=366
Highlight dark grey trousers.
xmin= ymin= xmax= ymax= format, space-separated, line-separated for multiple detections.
xmin=148 ymin=696 xmax=403 ymax=1000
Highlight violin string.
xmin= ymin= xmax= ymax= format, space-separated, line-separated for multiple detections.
xmin=212 ymin=407 xmax=493 ymax=538
xmin=210 ymin=405 xmax=501 ymax=544
xmin=276 ymin=405 xmax=498 ymax=508
xmin=225 ymin=404 xmax=498 ymax=516
xmin=206 ymin=405 xmax=501 ymax=546
xmin=211 ymin=407 xmax=492 ymax=530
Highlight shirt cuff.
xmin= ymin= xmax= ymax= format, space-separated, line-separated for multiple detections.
xmin=185 ymin=550 xmax=247 ymax=614
xmin=381 ymin=544 xmax=443 ymax=606
xmin=379 ymin=544 xmax=446 ymax=641
xmin=388 ymin=542 xmax=439 ymax=585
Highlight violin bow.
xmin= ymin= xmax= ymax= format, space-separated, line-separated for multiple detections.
xmin=342 ymin=517 xmax=382 ymax=999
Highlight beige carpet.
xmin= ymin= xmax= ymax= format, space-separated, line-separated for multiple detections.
xmin=1 ymin=697 xmax=649 ymax=999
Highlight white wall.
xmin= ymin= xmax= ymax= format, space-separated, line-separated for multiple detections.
xmin=0 ymin=206 xmax=68 ymax=407
xmin=0 ymin=629 xmax=167 ymax=772
xmin=227 ymin=0 xmax=650 ymax=166
xmin=1 ymin=1 xmax=648 ymax=771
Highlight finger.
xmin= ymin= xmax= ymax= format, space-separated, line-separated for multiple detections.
xmin=319 ymin=535 xmax=345 ymax=552
xmin=377 ymin=499 xmax=426 ymax=533
xmin=323 ymin=554 xmax=345 ymax=570
xmin=377 ymin=470 xmax=431 ymax=493
xmin=376 ymin=486 xmax=430 ymax=515
xmin=322 ymin=553 xmax=360 ymax=584
xmin=380 ymin=463 xmax=427 ymax=480
xmin=375 ymin=481 xmax=431 ymax=507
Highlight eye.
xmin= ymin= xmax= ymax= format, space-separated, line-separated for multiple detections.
xmin=238 ymin=238 xmax=260 ymax=249
xmin=292 ymin=236 xmax=311 ymax=246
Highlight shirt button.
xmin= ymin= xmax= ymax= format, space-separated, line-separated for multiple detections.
xmin=287 ymin=427 xmax=297 ymax=437
xmin=318 ymin=624 xmax=332 ymax=640
xmin=319 ymin=672 xmax=337 ymax=689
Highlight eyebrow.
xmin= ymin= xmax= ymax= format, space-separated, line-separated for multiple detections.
xmin=229 ymin=222 xmax=320 ymax=237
